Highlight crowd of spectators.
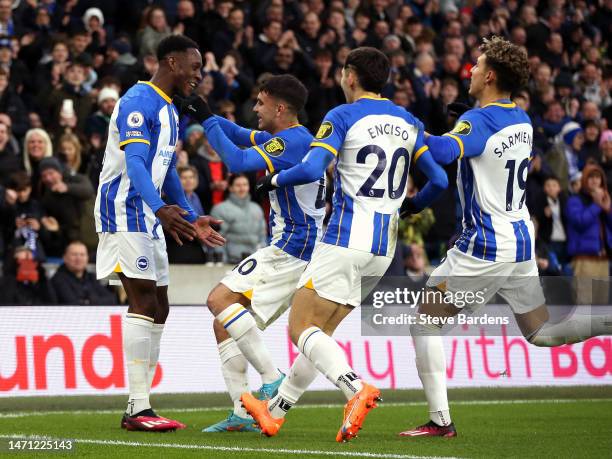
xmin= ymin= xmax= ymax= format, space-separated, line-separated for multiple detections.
xmin=0 ymin=0 xmax=610 ymax=305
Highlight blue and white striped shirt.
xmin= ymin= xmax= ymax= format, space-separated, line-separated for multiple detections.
xmin=94 ymin=81 xmax=179 ymax=238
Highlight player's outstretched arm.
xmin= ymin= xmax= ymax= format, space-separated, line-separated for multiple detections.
xmin=400 ymin=150 xmax=448 ymax=218
xmin=214 ymin=115 xmax=272 ymax=147
xmin=202 ymin=116 xmax=270 ymax=173
xmin=125 ymin=142 xmax=197 ymax=244
xmin=424 ymin=134 xmax=462 ymax=165
xmin=259 ymin=146 xmax=334 ymax=193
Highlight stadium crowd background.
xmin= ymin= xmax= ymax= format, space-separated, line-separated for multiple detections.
xmin=0 ymin=0 xmax=610 ymax=305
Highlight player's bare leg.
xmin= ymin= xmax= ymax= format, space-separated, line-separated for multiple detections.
xmin=242 ymin=287 xmax=381 ymax=441
xmin=119 ymin=274 xmax=184 ymax=431
xmin=247 ymin=301 xmax=345 ymax=434
xmin=202 ymin=319 xmax=260 ymax=433
xmin=207 ymin=284 xmax=282 ymax=386
xmin=515 ymin=304 xmax=612 ymax=346
xmin=403 ymin=294 xmax=612 ymax=438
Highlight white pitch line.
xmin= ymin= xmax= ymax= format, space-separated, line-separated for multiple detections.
xmin=0 ymin=398 xmax=610 ymax=419
xmin=0 ymin=434 xmax=460 ymax=459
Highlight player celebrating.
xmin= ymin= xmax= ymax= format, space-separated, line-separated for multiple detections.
xmin=179 ymin=75 xmax=325 ymax=433
xmin=94 ymin=35 xmax=225 ymax=432
xmin=241 ymin=47 xmax=448 ymax=442
xmin=400 ymin=36 xmax=612 ymax=438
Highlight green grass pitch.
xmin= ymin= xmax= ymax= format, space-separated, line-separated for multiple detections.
xmin=0 ymin=386 xmax=611 ymax=458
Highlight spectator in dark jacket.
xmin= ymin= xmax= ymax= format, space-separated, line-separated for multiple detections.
xmin=51 ymin=241 xmax=117 ymax=305
xmin=23 ymin=128 xmax=53 ymax=198
xmin=44 ymin=59 xmax=93 ymax=135
xmin=0 ymin=246 xmax=57 ymax=305
xmin=0 ymin=120 xmax=21 ymax=186
xmin=534 ymin=176 xmax=568 ymax=264
xmin=3 ymin=171 xmax=63 ymax=261
xmin=566 ymin=164 xmax=612 ymax=304
xmin=38 ymin=157 xmax=95 ymax=255
xmin=0 ymin=68 xmax=28 ymax=138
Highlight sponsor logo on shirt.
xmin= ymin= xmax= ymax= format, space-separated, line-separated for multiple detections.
xmin=315 ymin=121 xmax=333 ymax=140
xmin=451 ymin=120 xmax=472 ymax=136
xmin=263 ymin=137 xmax=285 ymax=156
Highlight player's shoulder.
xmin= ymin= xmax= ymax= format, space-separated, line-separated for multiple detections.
xmin=119 ymin=83 xmax=164 ymax=115
xmin=324 ymin=103 xmax=352 ymax=122
xmin=262 ymin=125 xmax=312 ymax=158
xmin=469 ymin=102 xmax=531 ymax=125
xmin=388 ymin=103 xmax=423 ymax=128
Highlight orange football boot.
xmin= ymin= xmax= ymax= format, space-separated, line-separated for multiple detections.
xmin=240 ymin=392 xmax=285 ymax=437
xmin=336 ymin=382 xmax=381 ymax=442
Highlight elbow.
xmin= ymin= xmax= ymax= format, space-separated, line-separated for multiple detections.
xmin=434 ymin=152 xmax=455 ymax=166
xmin=304 ymin=169 xmax=322 ymax=183
xmin=431 ymin=172 xmax=449 ymax=191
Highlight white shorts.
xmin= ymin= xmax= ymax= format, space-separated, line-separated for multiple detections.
xmin=426 ymin=247 xmax=545 ymax=314
xmin=297 ymin=242 xmax=392 ymax=307
xmin=221 ymin=245 xmax=308 ymax=329
xmin=96 ymin=232 xmax=169 ymax=286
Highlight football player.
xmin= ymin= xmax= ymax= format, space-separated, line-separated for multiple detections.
xmin=400 ymin=36 xmax=612 ymax=438
xmin=179 ymin=75 xmax=325 ymax=432
xmin=242 ymin=47 xmax=448 ymax=442
xmin=94 ymin=35 xmax=224 ymax=432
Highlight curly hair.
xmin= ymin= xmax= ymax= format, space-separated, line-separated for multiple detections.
xmin=479 ymin=36 xmax=529 ymax=94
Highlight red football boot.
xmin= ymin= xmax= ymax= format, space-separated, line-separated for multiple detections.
xmin=399 ymin=420 xmax=457 ymax=437
xmin=121 ymin=409 xmax=186 ymax=432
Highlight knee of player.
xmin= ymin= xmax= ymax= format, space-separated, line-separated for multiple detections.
xmin=409 ymin=321 xmax=441 ymax=338
xmin=206 ymin=288 xmax=225 ymax=315
xmin=288 ymin=325 xmax=301 ymax=346
xmin=526 ymin=331 xmax=567 ymax=347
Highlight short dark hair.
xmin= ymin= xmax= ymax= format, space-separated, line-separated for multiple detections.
xmin=544 ymin=175 xmax=560 ymax=183
xmin=9 ymin=171 xmax=31 ymax=191
xmin=259 ymin=74 xmax=308 ymax=114
xmin=480 ymin=36 xmax=529 ymax=93
xmin=344 ymin=47 xmax=390 ymax=93
xmin=229 ymin=173 xmax=249 ymax=187
xmin=156 ymin=35 xmax=199 ymax=61
xmin=177 ymin=165 xmax=198 ymax=177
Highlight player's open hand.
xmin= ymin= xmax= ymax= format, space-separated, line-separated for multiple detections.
xmin=194 ymin=216 xmax=226 ymax=247
xmin=256 ymin=172 xmax=278 ymax=198
xmin=156 ymin=204 xmax=197 ymax=246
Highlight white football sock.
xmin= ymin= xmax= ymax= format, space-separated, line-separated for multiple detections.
xmin=528 ymin=308 xmax=612 ymax=346
xmin=216 ymin=304 xmax=279 ymax=384
xmin=411 ymin=322 xmax=451 ymax=426
xmin=218 ymin=338 xmax=250 ymax=419
xmin=124 ymin=314 xmax=153 ymax=416
xmin=268 ymin=353 xmax=317 ymax=418
xmin=147 ymin=323 xmax=164 ymax=393
xmin=298 ymin=326 xmax=363 ymax=400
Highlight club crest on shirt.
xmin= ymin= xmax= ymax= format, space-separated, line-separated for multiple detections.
xmin=263 ymin=137 xmax=285 ymax=156
xmin=451 ymin=120 xmax=472 ymax=136
xmin=127 ymin=111 xmax=145 ymax=128
xmin=315 ymin=121 xmax=333 ymax=140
